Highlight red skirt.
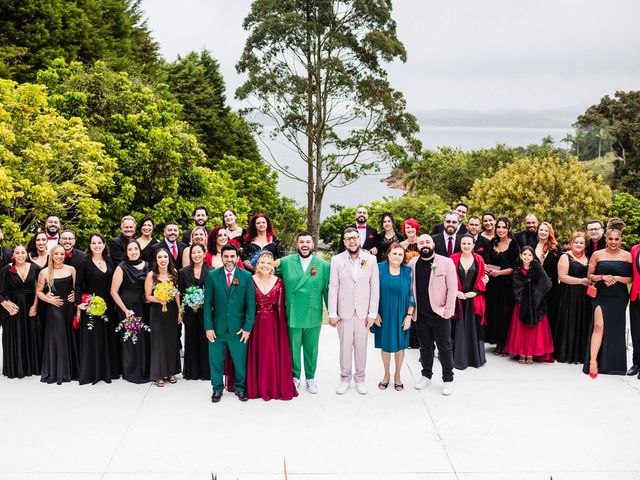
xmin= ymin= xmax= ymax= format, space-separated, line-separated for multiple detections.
xmin=504 ymin=304 xmax=554 ymax=361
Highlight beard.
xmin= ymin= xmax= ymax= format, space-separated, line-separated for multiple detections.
xmin=356 ymin=216 xmax=366 ymax=225
xmin=444 ymin=226 xmax=456 ymax=235
xmin=46 ymin=227 xmax=58 ymax=236
xmin=297 ymin=249 xmax=312 ymax=258
xmin=419 ymin=247 xmax=434 ymax=259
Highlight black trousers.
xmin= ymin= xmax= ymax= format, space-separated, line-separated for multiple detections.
xmin=630 ymin=300 xmax=640 ymax=366
xmin=416 ymin=314 xmax=454 ymax=382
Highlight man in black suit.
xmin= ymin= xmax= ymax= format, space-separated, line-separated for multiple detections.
xmin=181 ymin=205 xmax=209 ymax=245
xmin=466 ymin=216 xmax=491 ymax=261
xmin=338 ymin=206 xmax=378 ymax=255
xmin=432 ymin=203 xmax=468 ymax=235
xmin=0 ymin=228 xmax=12 ymax=268
xmin=150 ymin=221 xmax=188 ymax=269
xmin=60 ymin=230 xmax=87 ymax=270
xmin=514 ymin=213 xmax=539 ymax=249
xmin=585 ymin=219 xmax=606 ymax=258
xmin=109 ymin=215 xmax=137 ymax=265
xmin=433 ymin=211 xmax=461 ymax=257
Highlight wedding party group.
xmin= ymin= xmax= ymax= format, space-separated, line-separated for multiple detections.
xmin=1 ymin=203 xmax=639 ymax=403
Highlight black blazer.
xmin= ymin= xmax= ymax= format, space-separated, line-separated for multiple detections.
xmin=0 ymin=246 xmax=11 ymax=268
xmin=109 ymin=235 xmax=130 ymax=266
xmin=433 ymin=233 xmax=461 ymax=257
xmin=472 ymin=235 xmax=492 ymax=262
xmin=64 ymin=248 xmax=87 ymax=270
xmin=515 ymin=230 xmax=538 ymax=249
xmin=585 ymin=236 xmax=606 ymax=258
xmin=431 ymin=223 xmax=467 ymax=235
xmin=149 ymin=240 xmax=188 ymax=270
xmin=338 ymin=224 xmax=378 ymax=253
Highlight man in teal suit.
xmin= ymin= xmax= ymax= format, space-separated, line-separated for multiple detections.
xmin=276 ymin=232 xmax=329 ymax=393
xmin=204 ymin=244 xmax=256 ymax=402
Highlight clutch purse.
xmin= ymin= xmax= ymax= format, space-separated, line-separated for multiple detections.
xmin=586 ymin=284 xmax=597 ymax=298
xmin=72 ymin=315 xmax=81 ymax=330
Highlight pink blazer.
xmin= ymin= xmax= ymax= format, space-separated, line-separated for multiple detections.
xmin=408 ymin=254 xmax=458 ymax=320
xmin=328 ymin=250 xmax=380 ymax=320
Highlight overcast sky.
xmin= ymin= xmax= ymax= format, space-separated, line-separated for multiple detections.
xmin=140 ymin=0 xmax=640 ymax=113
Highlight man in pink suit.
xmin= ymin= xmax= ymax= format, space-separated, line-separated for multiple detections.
xmin=408 ymin=234 xmax=458 ymax=395
xmin=328 ymin=227 xmax=380 ymax=395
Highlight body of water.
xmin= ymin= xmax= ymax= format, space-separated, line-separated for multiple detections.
xmin=261 ymin=125 xmax=572 ymax=218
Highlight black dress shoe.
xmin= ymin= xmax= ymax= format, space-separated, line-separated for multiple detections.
xmin=235 ymin=390 xmax=248 ymax=402
xmin=627 ymin=365 xmax=639 ymax=376
xmin=211 ymin=391 xmax=223 ymax=403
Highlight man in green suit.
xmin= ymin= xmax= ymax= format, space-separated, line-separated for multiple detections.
xmin=276 ymin=232 xmax=329 ymax=394
xmin=204 ymin=244 xmax=256 ymax=402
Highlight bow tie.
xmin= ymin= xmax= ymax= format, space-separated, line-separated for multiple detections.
xmin=65 ymin=252 xmax=73 ymax=259
xmin=357 ymin=225 xmax=366 ymax=229
xmin=48 ymin=236 xmax=58 ymax=241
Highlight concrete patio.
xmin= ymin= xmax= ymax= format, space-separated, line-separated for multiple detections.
xmin=1 ymin=325 xmax=639 ymax=480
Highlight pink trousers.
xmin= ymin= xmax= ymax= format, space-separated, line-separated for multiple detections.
xmin=337 ymin=315 xmax=369 ymax=383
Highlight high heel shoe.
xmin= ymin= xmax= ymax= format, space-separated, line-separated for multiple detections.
xmin=588 ymin=360 xmax=598 ymax=379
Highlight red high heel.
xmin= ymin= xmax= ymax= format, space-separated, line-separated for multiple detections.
xmin=588 ymin=360 xmax=598 ymax=379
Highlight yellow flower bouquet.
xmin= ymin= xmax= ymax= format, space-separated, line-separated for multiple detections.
xmin=154 ymin=281 xmax=179 ymax=312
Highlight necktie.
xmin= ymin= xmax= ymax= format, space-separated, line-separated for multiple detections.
xmin=226 ymin=272 xmax=232 ymax=288
xmin=447 ymin=236 xmax=453 ymax=256
xmin=593 ymin=241 xmax=597 ymax=251
xmin=171 ymin=244 xmax=177 ymax=260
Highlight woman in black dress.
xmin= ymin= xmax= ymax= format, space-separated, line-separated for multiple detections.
xmin=374 ymin=212 xmax=405 ymax=263
xmin=36 ymin=245 xmax=77 ymax=384
xmin=0 ymin=245 xmax=41 ymax=378
xmin=450 ymin=235 xmax=487 ymax=369
xmin=553 ymin=232 xmax=590 ymax=364
xmin=111 ymin=240 xmax=150 ymax=383
xmin=27 ymin=231 xmax=49 ymax=269
xmin=481 ymin=212 xmax=496 ymax=242
xmin=223 ymin=209 xmax=246 ymax=248
xmin=535 ymin=222 xmax=560 ymax=329
xmin=179 ymin=243 xmax=211 ymax=380
xmin=145 ymin=248 xmax=182 ymax=387
xmin=485 ymin=216 xmax=519 ymax=356
xmin=137 ymin=216 xmax=159 ymax=263
xmin=584 ymin=218 xmax=633 ymax=377
xmin=242 ymin=214 xmax=284 ymax=272
xmin=76 ymin=233 xmax=116 ymax=385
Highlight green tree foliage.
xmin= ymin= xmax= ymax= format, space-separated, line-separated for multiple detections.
xmin=319 ymin=194 xmax=448 ymax=250
xmin=0 ymin=0 xmax=160 ymax=83
xmin=236 ymin=0 xmax=419 ymax=239
xmin=576 ymin=91 xmax=640 ymax=192
xmin=166 ymin=50 xmax=261 ymax=165
xmin=0 ymin=79 xmax=115 ymax=243
xmin=609 ymin=192 xmax=640 ymax=249
xmin=464 ymin=156 xmax=612 ymax=239
xmin=564 ymin=121 xmax=614 ymax=161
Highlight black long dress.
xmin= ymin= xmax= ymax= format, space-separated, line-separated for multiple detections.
xmin=117 ymin=261 xmax=150 ymax=384
xmin=583 ymin=260 xmax=633 ymax=375
xmin=149 ymin=282 xmax=181 ymax=380
xmin=41 ymin=276 xmax=75 ymax=385
xmin=76 ymin=259 xmax=115 ymax=385
xmin=179 ymin=265 xmax=211 ymax=380
xmin=0 ymin=264 xmax=41 ymax=378
xmin=484 ymin=240 xmax=519 ymax=350
xmin=553 ymin=254 xmax=590 ymax=364
xmin=452 ymin=261 xmax=486 ymax=369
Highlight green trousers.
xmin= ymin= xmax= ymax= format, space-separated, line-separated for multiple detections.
xmin=208 ymin=331 xmax=247 ymax=393
xmin=289 ymin=326 xmax=321 ymax=380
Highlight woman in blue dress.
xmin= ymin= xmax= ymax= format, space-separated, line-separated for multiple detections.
xmin=373 ymin=242 xmax=414 ymax=391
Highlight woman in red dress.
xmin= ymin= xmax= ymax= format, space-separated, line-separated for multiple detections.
xmin=246 ymin=251 xmax=297 ymax=401
xmin=504 ymin=246 xmax=554 ymax=364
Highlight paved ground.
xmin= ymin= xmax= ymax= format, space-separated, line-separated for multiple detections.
xmin=1 ymin=325 xmax=639 ymax=480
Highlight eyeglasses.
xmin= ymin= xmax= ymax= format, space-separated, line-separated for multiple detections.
xmin=587 ymin=227 xmax=602 ymax=231
xmin=344 ymin=236 xmax=360 ymax=242
xmin=444 ymin=220 xmax=458 ymax=224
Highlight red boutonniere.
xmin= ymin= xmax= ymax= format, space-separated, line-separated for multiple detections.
xmin=233 ymin=278 xmax=239 ymax=286
xmin=368 ymin=234 xmax=374 ymax=239
xmin=310 ymin=266 xmax=317 ymax=276
xmin=9 ymin=266 xmax=17 ymax=274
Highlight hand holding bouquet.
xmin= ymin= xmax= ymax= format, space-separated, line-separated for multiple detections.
xmin=154 ymin=281 xmax=179 ymax=312
xmin=181 ymin=285 xmax=205 ymax=313
xmin=115 ymin=313 xmax=150 ymax=344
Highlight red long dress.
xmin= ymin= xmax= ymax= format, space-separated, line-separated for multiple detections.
xmin=246 ymin=277 xmax=298 ymax=401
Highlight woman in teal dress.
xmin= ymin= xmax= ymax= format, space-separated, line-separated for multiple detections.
xmin=373 ymin=242 xmax=414 ymax=391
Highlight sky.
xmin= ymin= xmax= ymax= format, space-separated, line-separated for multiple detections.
xmin=140 ymin=0 xmax=640 ymax=114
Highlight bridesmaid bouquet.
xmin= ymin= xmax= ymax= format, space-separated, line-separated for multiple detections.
xmin=83 ymin=294 xmax=108 ymax=330
xmin=115 ymin=314 xmax=150 ymax=344
xmin=154 ymin=281 xmax=179 ymax=312
xmin=181 ymin=286 xmax=205 ymax=313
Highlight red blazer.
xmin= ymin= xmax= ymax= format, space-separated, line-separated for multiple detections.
xmin=630 ymin=244 xmax=640 ymax=302
xmin=449 ymin=252 xmax=487 ymax=325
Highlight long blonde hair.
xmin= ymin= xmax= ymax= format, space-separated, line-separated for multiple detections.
xmin=46 ymin=245 xmax=65 ymax=291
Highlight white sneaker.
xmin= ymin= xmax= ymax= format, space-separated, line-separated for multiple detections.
xmin=336 ymin=381 xmax=350 ymax=395
xmin=306 ymin=379 xmax=318 ymax=394
xmin=293 ymin=378 xmax=301 ymax=390
xmin=414 ymin=376 xmax=432 ymax=390
xmin=442 ymin=382 xmax=453 ymax=396
xmin=355 ymin=382 xmax=368 ymax=395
